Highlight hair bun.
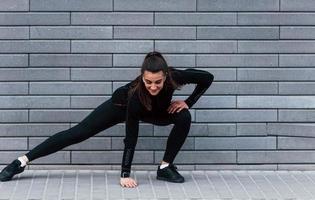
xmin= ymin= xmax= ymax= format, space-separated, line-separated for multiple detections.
xmin=146 ymin=51 xmax=161 ymax=58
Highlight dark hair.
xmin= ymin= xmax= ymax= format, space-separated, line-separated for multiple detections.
xmin=127 ymin=51 xmax=181 ymax=111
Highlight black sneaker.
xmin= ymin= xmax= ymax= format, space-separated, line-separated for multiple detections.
xmin=156 ymin=163 xmax=185 ymax=183
xmin=0 ymin=159 xmax=25 ymax=182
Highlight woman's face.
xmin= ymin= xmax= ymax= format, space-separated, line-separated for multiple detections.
xmin=142 ymin=70 xmax=166 ymax=96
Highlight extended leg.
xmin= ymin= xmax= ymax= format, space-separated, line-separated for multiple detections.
xmin=0 ymin=98 xmax=126 ymax=182
xmin=25 ymin=98 xmax=126 ymax=162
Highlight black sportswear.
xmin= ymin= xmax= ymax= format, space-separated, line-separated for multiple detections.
xmin=24 ymin=67 xmax=213 ymax=178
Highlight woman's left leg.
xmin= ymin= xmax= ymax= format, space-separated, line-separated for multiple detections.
xmin=147 ymin=108 xmax=191 ymax=183
xmin=145 ymin=108 xmax=192 ymax=163
xmin=162 ymin=108 xmax=191 ymax=163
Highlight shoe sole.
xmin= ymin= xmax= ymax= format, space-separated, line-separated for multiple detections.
xmin=0 ymin=168 xmax=25 ymax=182
xmin=0 ymin=176 xmax=13 ymax=182
xmin=156 ymin=176 xmax=185 ymax=183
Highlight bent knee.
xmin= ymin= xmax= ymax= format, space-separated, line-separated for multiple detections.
xmin=174 ymin=108 xmax=191 ymax=123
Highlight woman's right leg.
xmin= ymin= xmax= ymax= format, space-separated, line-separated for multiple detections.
xmin=25 ymin=98 xmax=126 ymax=162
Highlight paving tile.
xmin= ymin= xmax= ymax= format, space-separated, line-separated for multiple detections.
xmin=1 ymin=170 xmax=315 ymax=199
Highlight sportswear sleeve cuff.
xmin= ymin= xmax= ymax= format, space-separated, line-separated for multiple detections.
xmin=184 ymin=99 xmax=193 ymax=108
xmin=120 ymin=171 xmax=130 ymax=178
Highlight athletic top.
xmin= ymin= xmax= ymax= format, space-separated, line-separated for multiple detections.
xmin=112 ymin=67 xmax=214 ymax=178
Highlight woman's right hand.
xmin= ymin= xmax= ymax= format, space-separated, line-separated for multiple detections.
xmin=120 ymin=177 xmax=138 ymax=188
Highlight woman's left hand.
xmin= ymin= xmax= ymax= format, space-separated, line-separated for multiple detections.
xmin=167 ymin=100 xmax=188 ymax=114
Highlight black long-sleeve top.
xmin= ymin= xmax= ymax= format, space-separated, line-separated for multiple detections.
xmin=112 ymin=67 xmax=214 ymax=178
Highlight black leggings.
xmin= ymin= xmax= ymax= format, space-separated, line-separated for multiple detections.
xmin=25 ymin=98 xmax=191 ymax=164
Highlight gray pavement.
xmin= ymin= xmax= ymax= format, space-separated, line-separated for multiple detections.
xmin=1 ymin=169 xmax=315 ymax=200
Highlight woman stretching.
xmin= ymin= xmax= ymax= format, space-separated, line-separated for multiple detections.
xmin=0 ymin=51 xmax=214 ymax=188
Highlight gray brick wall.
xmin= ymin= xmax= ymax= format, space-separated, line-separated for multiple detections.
xmin=1 ymin=0 xmax=315 ymax=170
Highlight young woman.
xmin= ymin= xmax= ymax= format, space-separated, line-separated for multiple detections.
xmin=0 ymin=51 xmax=214 ymax=188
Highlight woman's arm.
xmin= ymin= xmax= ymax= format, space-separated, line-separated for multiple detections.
xmin=120 ymin=96 xmax=140 ymax=178
xmin=174 ymin=68 xmax=214 ymax=108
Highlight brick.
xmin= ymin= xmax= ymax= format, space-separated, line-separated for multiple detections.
xmin=156 ymin=40 xmax=237 ymax=53
xmin=30 ymin=26 xmax=112 ymax=39
xmin=0 ymin=68 xmax=69 ymax=81
xmin=71 ymin=151 xmax=153 ymax=164
xmin=71 ymin=68 xmax=139 ymax=81
xmin=183 ymin=96 xmax=236 ymax=108
xmin=29 ymin=137 xmax=111 ymax=150
xmin=71 ymin=40 xmax=153 ymax=53
xmin=238 ymin=151 xmax=315 ymax=163
xmin=281 ymin=0 xmax=315 ymax=11
xmin=278 ymin=164 xmax=315 ymax=170
xmin=30 ymin=82 xmax=112 ymax=95
xmin=113 ymin=54 xmax=195 ymax=67
xmin=111 ymin=137 xmax=194 ymax=150
xmin=197 ymin=0 xmax=279 ymax=11
xmin=197 ymin=27 xmax=279 ymax=39
xmin=114 ymin=0 xmax=196 ymax=11
xmin=30 ymin=110 xmax=92 ymax=123
xmin=0 ymin=110 xmax=28 ymax=122
xmin=0 ymin=83 xmax=28 ymax=94
xmin=238 ymin=96 xmax=315 ymax=108
xmin=155 ymin=151 xmax=236 ymax=164
xmin=114 ymin=26 xmax=196 ymax=39
xmin=30 ymin=54 xmax=112 ymax=67
xmin=71 ymin=12 xmax=153 ymax=25
xmin=30 ymin=0 xmax=112 ymax=11
xmin=0 ymin=0 xmax=28 ymax=11
xmin=0 ymin=151 xmax=29 ymax=163
xmin=0 ymin=27 xmax=29 ymax=39
xmin=197 ymin=54 xmax=278 ymax=67
xmin=278 ymin=137 xmax=315 ymax=149
xmin=206 ymin=82 xmax=278 ymax=95
xmin=0 ymin=123 xmax=70 ymax=137
xmin=237 ymin=123 xmax=268 ymax=136
xmin=0 ymin=138 xmax=27 ymax=150
xmin=280 ymin=54 xmax=315 ymax=67
xmin=0 ymin=13 xmax=70 ymax=25
xmin=155 ymin=13 xmax=236 ymax=25
xmin=0 ymin=55 xmax=28 ymax=67
xmin=195 ymin=137 xmax=276 ymax=150
xmin=238 ymin=13 xmax=315 ymax=25
xmin=0 ymin=40 xmax=70 ymax=53
xmin=268 ymin=123 xmax=315 ymax=137
xmin=0 ymin=96 xmax=69 ymax=108
xmin=27 ymin=68 xmax=68 ymax=80
xmin=191 ymin=110 xmax=196 ymax=122
xmin=196 ymin=110 xmax=277 ymax=122
xmin=154 ymin=123 xmax=236 ymax=137
xmin=279 ymin=82 xmax=315 ymax=94
xmin=279 ymin=110 xmax=315 ymax=122
xmin=238 ymin=68 xmax=315 ymax=81
xmin=112 ymin=81 xmax=136 ymax=90
xmin=239 ymin=41 xmax=315 ymax=53
xmin=281 ymin=27 xmax=315 ymax=39
xmin=71 ymin=96 xmax=111 ymax=108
